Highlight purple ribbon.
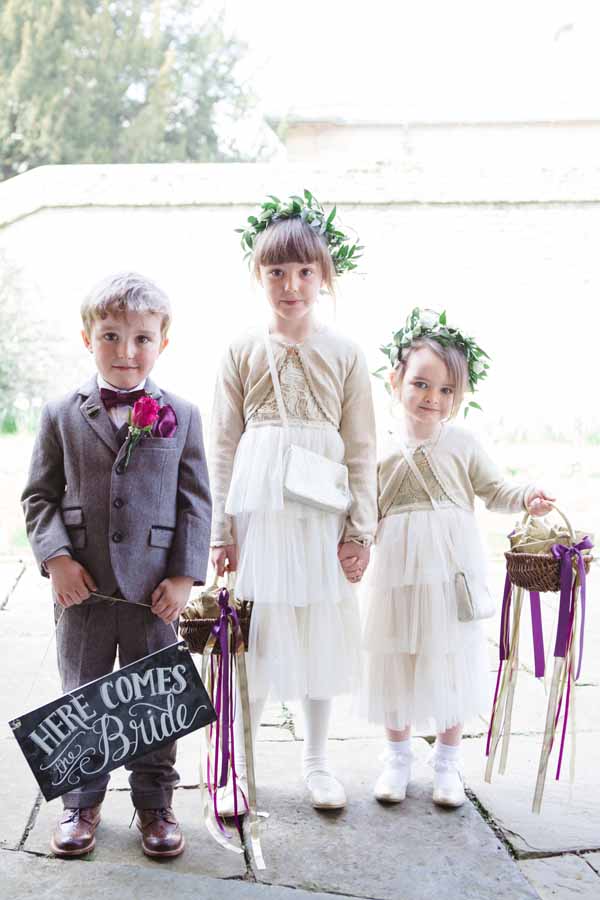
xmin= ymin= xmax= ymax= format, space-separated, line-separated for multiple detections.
xmin=529 ymin=592 xmax=545 ymax=679
xmin=207 ymin=587 xmax=248 ymax=833
xmin=551 ymin=537 xmax=592 ymax=680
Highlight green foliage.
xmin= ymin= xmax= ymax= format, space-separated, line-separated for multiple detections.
xmin=236 ymin=188 xmax=364 ymax=277
xmin=0 ymin=0 xmax=252 ymax=180
xmin=376 ymin=307 xmax=491 ymax=414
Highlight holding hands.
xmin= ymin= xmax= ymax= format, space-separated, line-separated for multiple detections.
xmin=338 ymin=541 xmax=370 ymax=584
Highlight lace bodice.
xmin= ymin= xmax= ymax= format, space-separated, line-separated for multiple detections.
xmin=388 ymin=448 xmax=451 ymax=511
xmin=250 ymin=346 xmax=328 ymax=424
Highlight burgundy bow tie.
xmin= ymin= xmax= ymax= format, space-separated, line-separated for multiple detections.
xmin=100 ymin=388 xmax=147 ymax=411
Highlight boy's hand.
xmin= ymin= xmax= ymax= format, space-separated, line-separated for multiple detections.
xmin=46 ymin=557 xmax=97 ymax=607
xmin=526 ymin=487 xmax=556 ymax=517
xmin=151 ymin=576 xmax=194 ymax=625
xmin=338 ymin=541 xmax=370 ymax=583
xmin=210 ymin=545 xmax=238 ymax=577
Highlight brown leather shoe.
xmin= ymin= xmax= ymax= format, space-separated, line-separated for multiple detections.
xmin=50 ymin=804 xmax=102 ymax=857
xmin=136 ymin=807 xmax=185 ymax=858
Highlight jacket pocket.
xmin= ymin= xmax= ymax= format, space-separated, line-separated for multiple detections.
xmin=62 ymin=507 xmax=84 ymax=526
xmin=67 ymin=527 xmax=87 ymax=550
xmin=148 ymin=526 xmax=175 ymax=550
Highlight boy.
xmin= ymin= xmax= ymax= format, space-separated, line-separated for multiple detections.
xmin=21 ymin=272 xmax=212 ymax=859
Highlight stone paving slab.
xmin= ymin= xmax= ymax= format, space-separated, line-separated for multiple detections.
xmin=518 ymin=853 xmax=600 ymax=899
xmin=250 ymin=738 xmax=538 ymax=900
xmin=0 ymin=738 xmax=39 ymax=850
xmin=462 ymin=734 xmax=600 ymax=855
xmin=24 ymin=785 xmax=246 ymax=878
xmin=0 ymin=849 xmax=354 ymax=900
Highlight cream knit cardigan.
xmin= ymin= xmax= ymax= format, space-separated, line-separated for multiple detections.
xmin=377 ymin=425 xmax=535 ymax=520
xmin=209 ymin=326 xmax=378 ymax=547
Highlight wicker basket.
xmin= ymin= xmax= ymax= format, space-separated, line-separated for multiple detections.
xmin=505 ymin=506 xmax=592 ymax=592
xmin=181 ymin=599 xmax=253 ymax=654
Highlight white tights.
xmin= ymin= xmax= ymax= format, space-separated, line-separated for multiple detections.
xmin=233 ymin=695 xmax=333 ymax=779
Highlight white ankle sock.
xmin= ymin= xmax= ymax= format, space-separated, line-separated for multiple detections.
xmin=434 ymin=741 xmax=461 ymax=763
xmin=386 ymin=738 xmax=412 ymax=757
xmin=301 ymin=698 xmax=332 ymax=778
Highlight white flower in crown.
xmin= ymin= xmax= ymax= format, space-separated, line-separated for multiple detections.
xmin=473 ymin=359 xmax=487 ymax=375
xmin=419 ymin=310 xmax=439 ymax=328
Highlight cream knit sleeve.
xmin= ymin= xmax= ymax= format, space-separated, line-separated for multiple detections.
xmin=468 ymin=436 xmax=533 ymax=514
xmin=339 ymin=348 xmax=378 ymax=545
xmin=209 ymin=346 xmax=245 ymax=546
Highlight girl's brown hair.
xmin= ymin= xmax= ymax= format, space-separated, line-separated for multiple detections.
xmin=391 ymin=337 xmax=469 ymax=419
xmin=253 ymin=217 xmax=336 ymax=293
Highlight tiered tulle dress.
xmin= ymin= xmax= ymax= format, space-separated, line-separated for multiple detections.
xmin=225 ymin=343 xmax=360 ymax=702
xmin=362 ymin=431 xmax=490 ymax=733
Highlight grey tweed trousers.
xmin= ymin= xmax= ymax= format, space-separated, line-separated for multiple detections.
xmin=55 ymin=599 xmax=179 ymax=810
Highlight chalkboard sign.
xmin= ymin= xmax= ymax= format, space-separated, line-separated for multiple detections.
xmin=8 ymin=641 xmax=216 ymax=802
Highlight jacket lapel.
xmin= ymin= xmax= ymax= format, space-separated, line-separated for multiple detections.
xmin=78 ymin=377 xmax=121 ymax=455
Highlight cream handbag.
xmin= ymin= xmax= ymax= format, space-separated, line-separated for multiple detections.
xmin=397 ymin=439 xmax=495 ymax=622
xmin=264 ymin=333 xmax=351 ymax=515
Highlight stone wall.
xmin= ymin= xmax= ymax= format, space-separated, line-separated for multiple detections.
xmin=1 ymin=161 xmax=599 ymax=434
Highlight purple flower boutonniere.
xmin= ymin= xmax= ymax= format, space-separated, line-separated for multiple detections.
xmin=122 ymin=397 xmax=178 ymax=470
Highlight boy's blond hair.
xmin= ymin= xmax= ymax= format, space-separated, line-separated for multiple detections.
xmin=81 ymin=272 xmax=172 ymax=337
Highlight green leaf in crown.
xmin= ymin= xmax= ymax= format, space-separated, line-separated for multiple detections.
xmin=377 ymin=308 xmax=491 ymax=414
xmin=235 ymin=189 xmax=363 ymax=277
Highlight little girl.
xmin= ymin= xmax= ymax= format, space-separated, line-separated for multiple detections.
xmin=361 ymin=309 xmax=553 ymax=808
xmin=210 ymin=192 xmax=377 ymax=810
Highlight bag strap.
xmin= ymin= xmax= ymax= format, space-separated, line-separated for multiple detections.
xmin=264 ymin=330 xmax=290 ymax=435
xmin=396 ymin=440 xmax=440 ymax=510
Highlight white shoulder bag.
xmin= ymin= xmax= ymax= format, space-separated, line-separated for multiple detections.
xmin=264 ymin=333 xmax=351 ymax=515
xmin=396 ymin=439 xmax=495 ymax=622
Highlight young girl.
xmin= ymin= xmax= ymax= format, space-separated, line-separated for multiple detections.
xmin=361 ymin=309 xmax=553 ymax=808
xmin=209 ymin=192 xmax=377 ymax=810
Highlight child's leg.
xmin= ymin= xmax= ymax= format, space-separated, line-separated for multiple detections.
xmin=431 ymin=722 xmax=465 ymax=808
xmin=374 ymin=721 xmax=413 ymax=803
xmin=50 ymin=602 xmax=118 ymax=857
xmin=301 ymin=697 xmax=346 ymax=809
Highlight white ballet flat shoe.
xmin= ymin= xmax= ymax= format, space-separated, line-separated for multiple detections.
xmin=373 ymin=754 xmax=412 ymax=803
xmin=305 ymin=771 xmax=346 ymax=810
xmin=215 ymin=776 xmax=249 ymax=818
xmin=431 ymin=758 xmax=465 ymax=808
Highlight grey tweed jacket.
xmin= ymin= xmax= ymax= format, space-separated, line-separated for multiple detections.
xmin=21 ymin=376 xmax=212 ymax=605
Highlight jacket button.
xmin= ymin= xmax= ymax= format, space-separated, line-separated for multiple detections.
xmin=112 ymin=531 xmax=123 ymax=543
xmin=115 ymin=464 xmax=124 ymax=475
xmin=113 ymin=498 xmax=124 ymax=509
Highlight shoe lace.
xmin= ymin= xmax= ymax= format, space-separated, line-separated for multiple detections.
xmin=63 ymin=809 xmax=81 ymax=824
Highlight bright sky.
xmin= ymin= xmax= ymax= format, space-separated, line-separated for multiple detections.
xmin=222 ymin=0 xmax=600 ymax=121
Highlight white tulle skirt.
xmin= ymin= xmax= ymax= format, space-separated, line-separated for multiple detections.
xmin=226 ymin=422 xmax=360 ymax=702
xmin=362 ymin=507 xmax=491 ymax=733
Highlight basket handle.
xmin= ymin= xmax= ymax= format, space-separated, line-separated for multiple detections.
xmin=521 ymin=503 xmax=575 ymax=543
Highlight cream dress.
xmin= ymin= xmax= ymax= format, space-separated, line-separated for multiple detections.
xmin=362 ymin=432 xmax=490 ymax=733
xmin=225 ymin=345 xmax=360 ymax=702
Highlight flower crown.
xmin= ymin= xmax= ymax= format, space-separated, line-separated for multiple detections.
xmin=377 ymin=308 xmax=490 ymax=415
xmin=235 ymin=189 xmax=363 ymax=277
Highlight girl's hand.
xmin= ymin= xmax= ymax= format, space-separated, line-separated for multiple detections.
xmin=210 ymin=544 xmax=238 ymax=576
xmin=338 ymin=542 xmax=370 ymax=583
xmin=526 ymin=487 xmax=556 ymax=517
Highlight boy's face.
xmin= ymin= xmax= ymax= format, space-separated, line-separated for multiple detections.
xmin=82 ymin=310 xmax=168 ymax=391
